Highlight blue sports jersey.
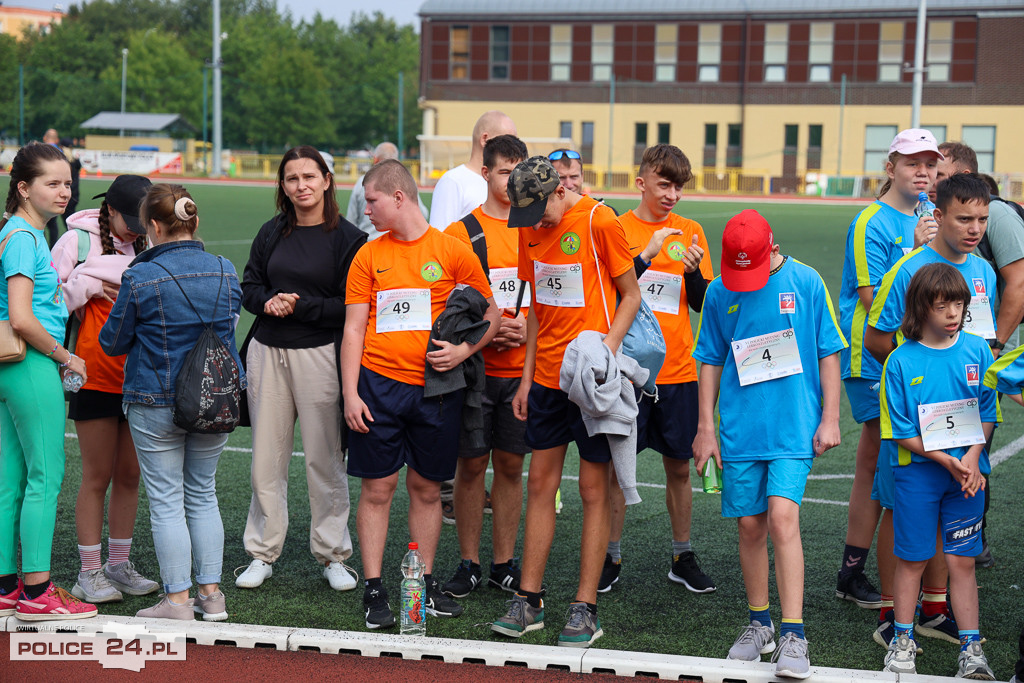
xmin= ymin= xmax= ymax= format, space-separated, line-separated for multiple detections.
xmin=693 ymin=257 xmax=847 ymax=461
xmin=0 ymin=216 xmax=67 ymax=340
xmin=869 ymin=246 xmax=997 ymax=335
xmin=880 ymin=333 xmax=1000 ymax=473
xmin=984 ymin=343 xmax=1024 ymax=395
xmin=840 ymin=201 xmax=917 ymax=381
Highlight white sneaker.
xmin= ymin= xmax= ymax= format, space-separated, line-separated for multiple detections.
xmin=235 ymin=559 xmax=272 ymax=588
xmin=884 ymin=633 xmax=918 ymax=675
xmin=323 ymin=561 xmax=357 ymax=591
xmin=956 ymin=641 xmax=995 ymax=680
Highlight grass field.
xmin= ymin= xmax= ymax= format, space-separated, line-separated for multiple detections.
xmin=48 ymin=178 xmax=1024 ymax=677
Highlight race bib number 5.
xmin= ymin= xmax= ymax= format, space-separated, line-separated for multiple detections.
xmin=533 ymin=261 xmax=584 ymax=307
xmin=918 ymin=398 xmax=985 ymax=452
xmin=732 ymin=328 xmax=804 ymax=386
xmin=376 ymin=288 xmax=431 ymax=333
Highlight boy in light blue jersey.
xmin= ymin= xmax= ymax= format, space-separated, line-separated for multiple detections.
xmin=984 ymin=343 xmax=1024 ymax=406
xmin=693 ymin=210 xmax=846 ymax=680
xmin=879 ymin=263 xmax=998 ymax=679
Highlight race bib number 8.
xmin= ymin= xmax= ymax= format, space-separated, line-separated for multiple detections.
xmin=376 ymin=288 xmax=431 ymax=333
xmin=533 ymin=261 xmax=585 ymax=307
xmin=962 ymin=296 xmax=996 ymax=341
xmin=732 ymin=328 xmax=804 ymax=386
xmin=918 ymin=398 xmax=985 ymax=452
xmin=490 ymin=267 xmax=530 ymax=309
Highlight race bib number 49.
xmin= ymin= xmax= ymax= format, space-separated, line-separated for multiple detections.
xmin=533 ymin=261 xmax=585 ymax=307
xmin=375 ymin=288 xmax=431 ymax=333
xmin=732 ymin=328 xmax=804 ymax=386
xmin=918 ymin=398 xmax=985 ymax=452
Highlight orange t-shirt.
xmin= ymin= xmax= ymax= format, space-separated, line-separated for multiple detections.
xmin=517 ymin=196 xmax=633 ymax=390
xmin=75 ymin=298 xmax=128 ymax=394
xmin=346 ymin=226 xmax=493 ymax=386
xmin=446 ymin=207 xmax=527 ymax=378
xmin=620 ymin=210 xmax=713 ymax=384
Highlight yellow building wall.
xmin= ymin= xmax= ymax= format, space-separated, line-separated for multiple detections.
xmin=0 ymin=7 xmax=62 ymax=39
xmin=84 ymin=135 xmax=175 ymax=153
xmin=423 ymin=100 xmax=1024 ymax=177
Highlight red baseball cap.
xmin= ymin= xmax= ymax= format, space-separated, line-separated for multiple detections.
xmin=721 ymin=210 xmax=773 ymax=292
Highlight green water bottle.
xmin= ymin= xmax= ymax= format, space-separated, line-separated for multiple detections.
xmin=701 ymin=459 xmax=722 ymax=494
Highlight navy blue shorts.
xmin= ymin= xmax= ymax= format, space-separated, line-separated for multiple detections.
xmin=524 ymin=383 xmax=611 ymax=463
xmin=460 ymin=375 xmax=529 ymax=458
xmin=347 ymin=367 xmax=464 ymax=482
xmin=637 ymin=382 xmax=698 ymax=460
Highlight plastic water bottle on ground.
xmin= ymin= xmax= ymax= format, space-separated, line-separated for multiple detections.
xmin=917 ymin=191 xmax=936 ymax=220
xmin=400 ymin=542 xmax=426 ymax=636
xmin=701 ymin=459 xmax=722 ymax=494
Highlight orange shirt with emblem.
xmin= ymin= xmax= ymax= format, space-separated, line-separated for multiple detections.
xmin=517 ymin=196 xmax=633 ymax=390
xmin=347 ymin=226 xmax=493 ymax=386
xmin=446 ymin=207 xmax=527 ymax=378
xmin=620 ymin=210 xmax=713 ymax=384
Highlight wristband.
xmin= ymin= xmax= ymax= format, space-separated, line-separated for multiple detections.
xmin=60 ymin=353 xmax=74 ymax=368
xmin=990 ymin=339 xmax=1005 ymax=350
xmin=47 ymin=341 xmax=58 ymax=356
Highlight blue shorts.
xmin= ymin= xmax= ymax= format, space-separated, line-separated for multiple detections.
xmin=871 ymin=441 xmax=896 ymax=510
xmin=893 ymin=459 xmax=985 ymax=561
xmin=637 ymin=382 xmax=698 ymax=460
xmin=460 ymin=375 xmax=529 ymax=458
xmin=721 ymin=457 xmax=813 ymax=518
xmin=347 ymin=367 xmax=464 ymax=482
xmin=524 ymin=383 xmax=612 ymax=463
xmin=844 ymin=378 xmax=880 ymax=424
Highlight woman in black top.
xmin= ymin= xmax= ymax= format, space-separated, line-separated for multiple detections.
xmin=235 ymin=146 xmax=366 ymax=591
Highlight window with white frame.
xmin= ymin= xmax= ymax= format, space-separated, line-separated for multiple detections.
xmin=864 ymin=125 xmax=898 ymax=174
xmin=809 ymin=22 xmax=833 ymax=82
xmin=490 ymin=26 xmax=509 ymax=80
xmin=698 ymin=24 xmax=721 ymax=82
xmin=764 ymin=23 xmax=788 ymax=82
xmin=927 ymin=20 xmax=952 ymax=82
xmin=878 ymin=22 xmax=904 ymax=82
xmin=962 ymin=126 xmax=995 ymax=173
xmin=592 ymin=24 xmax=613 ymax=81
xmin=655 ymin=24 xmax=677 ymax=82
xmin=551 ymin=24 xmax=572 ymax=82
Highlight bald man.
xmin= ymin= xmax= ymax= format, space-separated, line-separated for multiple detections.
xmin=347 ymin=142 xmax=429 ymax=240
xmin=428 ymin=110 xmax=517 ymax=230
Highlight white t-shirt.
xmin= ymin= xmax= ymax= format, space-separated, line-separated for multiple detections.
xmin=429 ymin=164 xmax=487 ymax=230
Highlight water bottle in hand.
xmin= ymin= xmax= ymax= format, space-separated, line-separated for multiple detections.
xmin=400 ymin=542 xmax=426 ymax=636
xmin=63 ymin=370 xmax=84 ymax=393
xmin=917 ymin=192 xmax=936 ymax=219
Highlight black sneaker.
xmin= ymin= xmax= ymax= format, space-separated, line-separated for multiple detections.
xmin=489 ymin=559 xmax=521 ymax=593
xmin=975 ymin=542 xmax=994 ymax=568
xmin=668 ymin=551 xmax=716 ymax=593
xmin=363 ymin=585 xmax=395 ymax=629
xmin=425 ymin=578 xmax=464 ymax=617
xmin=597 ymin=553 xmax=620 ymax=593
xmin=442 ymin=560 xmax=481 ymax=598
xmin=835 ymin=571 xmax=882 ymax=608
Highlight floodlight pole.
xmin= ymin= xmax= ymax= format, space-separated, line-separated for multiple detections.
xmin=398 ymin=71 xmax=404 ymax=160
xmin=910 ymin=0 xmax=926 ymax=127
xmin=212 ymin=0 xmax=223 ymax=176
xmin=120 ymin=48 xmax=128 ymax=137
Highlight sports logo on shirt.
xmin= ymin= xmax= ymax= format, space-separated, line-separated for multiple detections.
xmin=972 ymin=278 xmax=986 ymax=295
xmin=421 ymin=261 xmax=442 ymax=282
xmin=560 ymin=232 xmax=580 ymax=255
xmin=779 ymin=292 xmax=796 ymax=314
xmin=667 ymin=242 xmax=686 ymax=261
xmin=911 ymin=376 xmax=923 ymax=386
xmin=966 ymin=364 xmax=980 ymax=386
xmin=727 ymin=304 xmax=739 ymax=315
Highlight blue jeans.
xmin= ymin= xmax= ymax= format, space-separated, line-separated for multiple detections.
xmin=125 ymin=404 xmax=226 ymax=593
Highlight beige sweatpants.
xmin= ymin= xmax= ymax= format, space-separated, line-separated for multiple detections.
xmin=243 ymin=339 xmax=353 ymax=565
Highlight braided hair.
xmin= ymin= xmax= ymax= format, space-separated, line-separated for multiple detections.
xmin=97 ymin=201 xmax=147 ymax=256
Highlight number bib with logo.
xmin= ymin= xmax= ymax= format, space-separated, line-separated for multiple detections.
xmin=732 ymin=328 xmax=804 ymax=386
xmin=638 ymin=269 xmax=683 ymax=315
xmin=533 ymin=261 xmax=585 ymax=307
xmin=962 ymin=296 xmax=996 ymax=340
xmin=375 ymin=288 xmax=431 ymax=333
xmin=918 ymin=398 xmax=985 ymax=452
xmin=490 ymin=267 xmax=531 ymax=309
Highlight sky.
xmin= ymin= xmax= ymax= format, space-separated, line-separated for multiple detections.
xmin=11 ymin=0 xmax=425 ymax=30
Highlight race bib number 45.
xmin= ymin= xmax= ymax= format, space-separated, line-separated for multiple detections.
xmin=533 ymin=261 xmax=585 ymax=307
xmin=376 ymin=288 xmax=431 ymax=333
xmin=732 ymin=328 xmax=804 ymax=386
xmin=918 ymin=398 xmax=985 ymax=452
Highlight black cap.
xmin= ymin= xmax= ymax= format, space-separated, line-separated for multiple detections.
xmin=92 ymin=175 xmax=152 ymax=234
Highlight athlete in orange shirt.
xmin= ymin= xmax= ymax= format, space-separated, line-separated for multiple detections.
xmin=341 ymin=160 xmax=500 ymax=629
xmin=441 ymin=135 xmax=532 ymax=598
xmin=610 ymin=144 xmax=717 ymax=595
xmin=491 ymin=156 xmax=640 ymax=648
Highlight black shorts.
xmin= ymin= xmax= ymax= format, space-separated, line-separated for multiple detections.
xmin=524 ymin=383 xmax=611 ymax=463
xmin=460 ymin=375 xmax=529 ymax=458
xmin=636 ymin=382 xmax=699 ymax=460
xmin=68 ymin=388 xmax=127 ymax=422
xmin=347 ymin=367 xmax=463 ymax=482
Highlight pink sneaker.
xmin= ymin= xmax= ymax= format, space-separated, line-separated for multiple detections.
xmin=0 ymin=578 xmax=23 ymax=616
xmin=16 ymin=583 xmax=99 ymax=621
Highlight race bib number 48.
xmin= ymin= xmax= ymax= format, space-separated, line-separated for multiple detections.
xmin=732 ymin=328 xmax=804 ymax=386
xmin=918 ymin=398 xmax=985 ymax=452
xmin=490 ymin=267 xmax=530 ymax=309
xmin=376 ymin=288 xmax=431 ymax=333
xmin=533 ymin=261 xmax=585 ymax=307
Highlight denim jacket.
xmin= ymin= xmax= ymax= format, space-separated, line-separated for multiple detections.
xmin=99 ymin=240 xmax=245 ymax=406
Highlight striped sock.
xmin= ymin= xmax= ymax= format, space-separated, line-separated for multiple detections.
xmin=920 ymin=585 xmax=947 ymax=618
xmin=108 ymin=537 xmax=132 ymax=566
xmin=781 ymin=619 xmax=805 ymax=640
xmin=895 ymin=621 xmax=915 ymax=641
xmin=749 ymin=603 xmax=772 ymax=629
xmin=879 ymin=595 xmax=894 ymax=623
xmin=78 ymin=543 xmax=102 ymax=572
xmin=959 ymin=630 xmax=981 ymax=651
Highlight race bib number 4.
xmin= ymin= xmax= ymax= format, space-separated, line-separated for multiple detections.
xmin=962 ymin=296 xmax=996 ymax=340
xmin=375 ymin=288 xmax=431 ymax=333
xmin=639 ymin=269 xmax=683 ymax=315
xmin=732 ymin=328 xmax=804 ymax=386
xmin=533 ymin=261 xmax=585 ymax=307
xmin=490 ymin=267 xmax=530 ymax=309
xmin=918 ymin=398 xmax=985 ymax=452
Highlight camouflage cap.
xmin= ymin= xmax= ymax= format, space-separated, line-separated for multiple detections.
xmin=507 ymin=156 xmax=561 ymax=228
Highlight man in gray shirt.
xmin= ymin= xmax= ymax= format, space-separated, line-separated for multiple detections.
xmin=346 ymin=142 xmax=428 ymax=240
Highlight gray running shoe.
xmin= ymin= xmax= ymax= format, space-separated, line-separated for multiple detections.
xmin=104 ymin=561 xmax=159 ymax=596
xmin=491 ymin=593 xmax=544 ymax=638
xmin=727 ymin=620 xmax=776 ymax=660
xmin=956 ymin=641 xmax=996 ymax=680
xmin=194 ymin=590 xmax=228 ymax=622
xmin=773 ymin=633 xmax=811 ymax=679
xmin=557 ymin=602 xmax=603 ymax=648
xmin=136 ymin=595 xmax=195 ymax=621
xmin=884 ymin=633 xmax=918 ymax=675
xmin=72 ymin=568 xmax=123 ymax=604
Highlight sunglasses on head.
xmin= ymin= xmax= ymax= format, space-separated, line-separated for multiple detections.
xmin=548 ymin=150 xmax=581 ymax=161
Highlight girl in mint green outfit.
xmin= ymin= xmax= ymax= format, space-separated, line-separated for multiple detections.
xmin=0 ymin=142 xmax=95 ymax=620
